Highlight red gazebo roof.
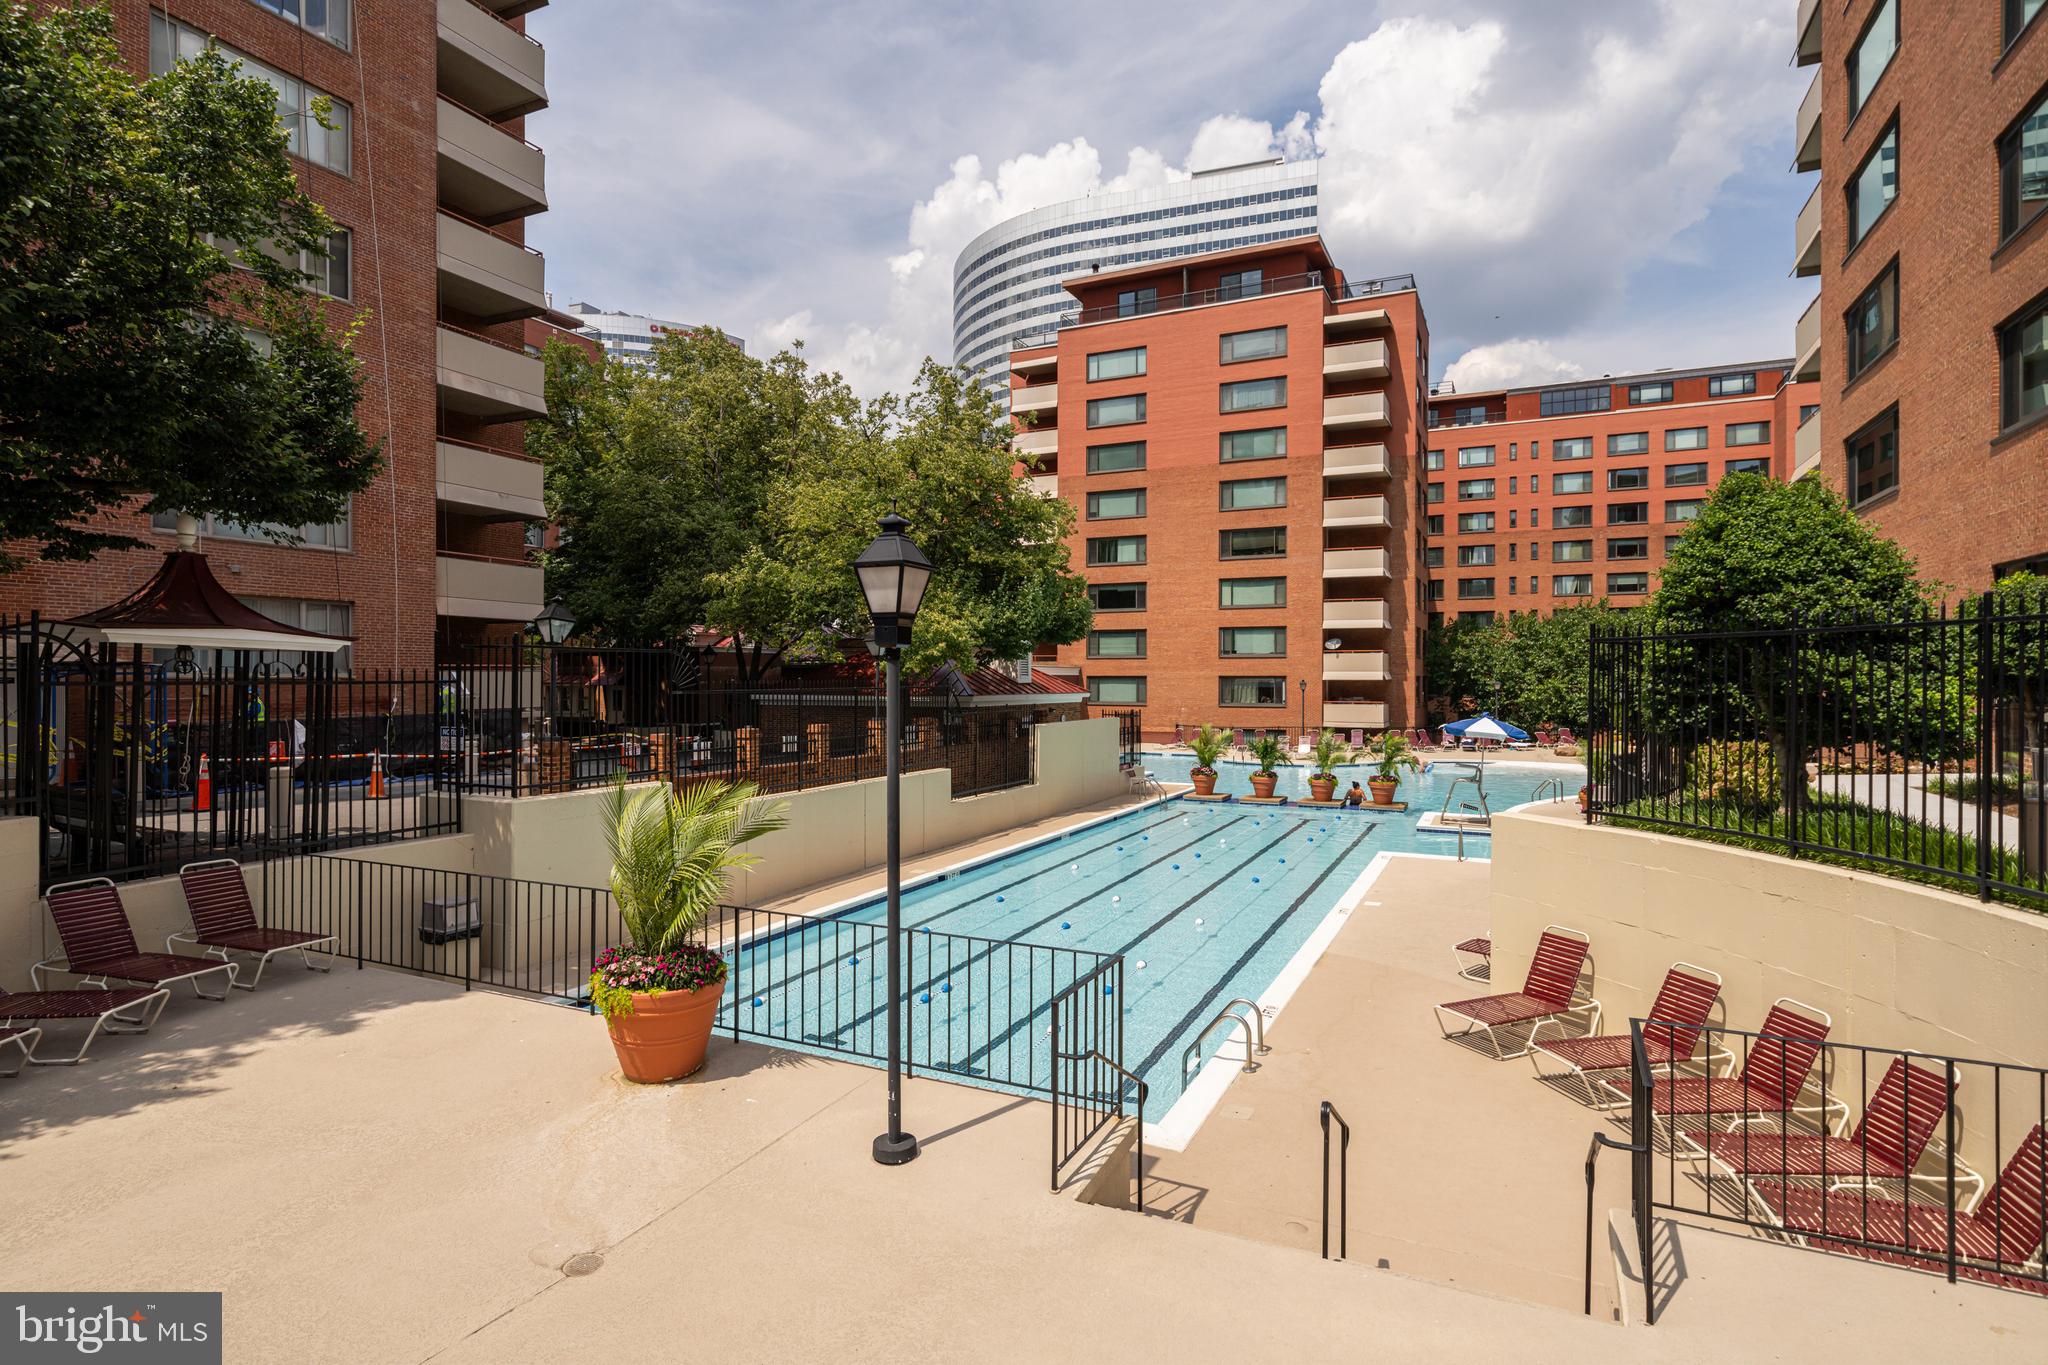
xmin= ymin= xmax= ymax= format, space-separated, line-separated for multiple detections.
xmin=60 ymin=551 xmax=349 ymax=652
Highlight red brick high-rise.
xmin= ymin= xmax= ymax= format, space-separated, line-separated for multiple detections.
xmin=3 ymin=0 xmax=566 ymax=669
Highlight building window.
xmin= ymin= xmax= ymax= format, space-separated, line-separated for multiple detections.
xmin=1086 ymin=442 xmax=1146 ymax=474
xmin=2000 ymin=89 xmax=2048 ymax=243
xmin=1627 ymin=381 xmax=1673 ymax=405
xmin=1085 ymin=535 xmax=1145 ymax=566
xmin=1457 ymin=578 xmax=1495 ymax=599
xmin=1553 ymin=437 xmax=1593 ymax=461
xmin=1664 ymin=427 xmax=1708 ymax=452
xmin=1425 ymin=514 xmax=1445 ymax=535
xmin=1457 ymin=478 xmax=1495 ymax=501
xmin=1608 ymin=503 xmax=1649 ymax=525
xmin=1219 ymin=627 xmax=1286 ymax=657
xmin=1220 ymin=577 xmax=1286 ymax=608
xmin=1220 ymin=527 xmax=1286 ymax=559
xmin=234 ymin=597 xmax=353 ymax=671
xmin=1846 ymin=261 xmax=1900 ymax=379
xmin=1847 ymin=0 xmax=1898 ymax=122
xmin=1665 ymin=535 xmax=1685 ymax=554
xmin=1427 ymin=581 xmax=1446 ymax=601
xmin=1608 ymin=538 xmax=1649 ymax=560
xmin=1086 ymin=394 xmax=1146 ymax=428
xmin=1220 ymin=377 xmax=1287 ymax=413
xmin=1847 ymin=407 xmax=1900 ymax=508
xmin=1553 ymin=540 xmax=1593 ymax=563
xmin=1089 ymin=583 xmax=1146 ymax=612
xmin=1086 ymin=489 xmax=1145 ymax=520
xmin=247 ymin=0 xmax=352 ymax=49
xmin=1707 ymin=372 xmax=1757 ymax=397
xmin=1607 ymin=467 xmax=1649 ymax=491
xmin=1219 ymin=326 xmax=1287 ymax=364
xmin=1089 ymin=676 xmax=1147 ymax=705
xmin=1086 ymin=347 xmax=1147 ymax=381
xmin=1088 ymin=630 xmax=1146 ymax=658
xmin=1539 ymin=384 xmax=1611 ymax=417
xmin=2010 ymin=0 xmax=2048 ymax=48
xmin=2002 ymin=293 xmax=2048 ymax=429
xmin=1220 ymin=428 xmax=1287 ymax=462
xmin=1426 ymin=482 xmax=1444 ymax=504
xmin=153 ymin=506 xmax=351 ymax=549
xmin=1220 ymin=477 xmax=1286 ymax=511
xmin=1425 ymin=449 xmax=1445 ymax=470
xmin=1665 ymin=499 xmax=1706 ymax=522
xmin=151 ymin=17 xmax=351 ymax=172
xmin=1424 ymin=546 xmax=1444 ymax=568
xmin=1665 ymin=462 xmax=1708 ymax=487
xmin=1509 ymin=510 xmax=1519 ymax=528
xmin=1607 ymin=572 xmax=1651 ymax=595
xmin=1217 ymin=269 xmax=1264 ymax=300
xmin=1459 ymin=611 xmax=1495 ymax=624
xmin=1553 ymin=506 xmax=1593 ymax=529
xmin=1508 ymin=477 xmax=1518 ymax=495
xmin=1847 ymin=122 xmax=1899 ymax=248
xmin=1116 ymin=288 xmax=1158 ymax=318
xmin=1457 ymin=544 xmax=1495 ymax=567
xmin=1456 ymin=446 xmax=1495 ymax=468
xmin=1219 ymin=676 xmax=1286 ymax=707
xmin=1608 ymin=432 xmax=1649 ymax=456
xmin=1443 ymin=403 xmax=1489 ymax=426
xmin=1457 ymin=512 xmax=1495 ymax=533
xmin=1725 ymin=457 xmax=1770 ymax=477
xmin=1553 ymin=574 xmax=1593 ymax=597
xmin=1725 ymin=421 xmax=1770 ymax=446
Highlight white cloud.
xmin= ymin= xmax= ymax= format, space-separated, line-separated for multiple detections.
xmin=1442 ymin=339 xmax=1584 ymax=392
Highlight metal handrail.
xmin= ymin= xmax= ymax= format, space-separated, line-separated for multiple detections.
xmin=1583 ymin=1131 xmax=1646 ymax=1317
xmin=1531 ymin=777 xmax=1567 ymax=803
xmin=1320 ymin=1100 xmax=1350 ymax=1260
xmin=1182 ymin=998 xmax=1270 ymax=1078
xmin=1054 ymin=1046 xmax=1148 ymax=1211
xmin=1438 ymin=774 xmax=1491 ymax=825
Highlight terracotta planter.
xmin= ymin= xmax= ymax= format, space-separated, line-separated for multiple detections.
xmin=606 ymin=979 xmax=725 ymax=1083
xmin=1308 ymin=775 xmax=1337 ymax=802
xmin=1367 ymin=776 xmax=1399 ymax=807
xmin=1578 ymin=786 xmax=1590 ymax=813
xmin=1249 ymin=770 xmax=1279 ymax=799
xmin=1191 ymin=767 xmax=1218 ymax=796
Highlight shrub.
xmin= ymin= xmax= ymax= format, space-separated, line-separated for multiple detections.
xmin=1687 ymin=740 xmax=1781 ymax=816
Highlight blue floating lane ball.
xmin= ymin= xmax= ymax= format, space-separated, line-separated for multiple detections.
xmin=1060 ymin=921 xmax=1072 ymax=930
xmin=1116 ymin=845 xmax=1124 ymax=852
xmin=1252 ymin=876 xmax=1261 ymax=884
xmin=850 ymin=955 xmax=861 ymax=966
xmin=1171 ymin=863 xmax=1180 ymax=871
xmin=921 ymin=926 xmax=932 ymax=935
xmin=1104 ymin=984 xmax=1115 ymax=997
xmin=940 ymin=982 xmax=952 ymax=994
xmin=751 ymin=996 xmax=763 ymax=1008
xmin=995 ymin=895 xmax=1005 ymax=904
xmin=919 ymin=993 xmax=931 ymax=1004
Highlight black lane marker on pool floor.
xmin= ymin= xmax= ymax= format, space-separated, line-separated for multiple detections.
xmin=903 ymin=805 xmax=1193 ymax=931
xmin=1131 ymin=823 xmax=1377 ymax=1083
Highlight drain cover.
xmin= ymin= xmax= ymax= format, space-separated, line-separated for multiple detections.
xmin=561 ymin=1253 xmax=604 ymax=1278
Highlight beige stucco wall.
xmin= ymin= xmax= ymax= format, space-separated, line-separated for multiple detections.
xmin=1488 ymin=804 xmax=2048 ymax=1174
xmin=0 ymin=818 xmax=41 ymax=986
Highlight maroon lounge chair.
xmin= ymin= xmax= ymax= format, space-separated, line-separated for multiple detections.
xmin=1753 ymin=1123 xmax=2048 ymax=1291
xmin=1530 ymin=962 xmax=1724 ymax=1103
xmin=1434 ymin=925 xmax=1598 ymax=1058
xmin=0 ymin=983 xmax=171 ymax=1067
xmin=174 ymin=859 xmax=337 ymax=990
xmin=0 ymin=1027 xmax=37 ymax=1076
xmin=1596 ymin=998 xmax=1843 ymax=1131
xmin=1685 ymin=1055 xmax=1979 ymax=1213
xmin=37 ymin=878 xmax=237 ymax=999
xmin=1452 ymin=936 xmax=1492 ymax=982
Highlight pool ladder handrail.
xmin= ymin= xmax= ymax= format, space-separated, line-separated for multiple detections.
xmin=1531 ymin=776 xmax=1568 ymax=803
xmin=1182 ymin=998 xmax=1271 ymax=1077
xmin=1321 ymin=1099 xmax=1351 ymax=1261
xmin=1055 ymin=1045 xmax=1149 ymax=1213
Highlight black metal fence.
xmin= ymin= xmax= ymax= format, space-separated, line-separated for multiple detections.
xmin=1049 ymin=955 xmax=1141 ymax=1200
xmin=1612 ymin=1017 xmax=2048 ymax=1321
xmin=1111 ymin=709 xmax=1141 ymax=769
xmin=1587 ymin=592 xmax=2048 ymax=906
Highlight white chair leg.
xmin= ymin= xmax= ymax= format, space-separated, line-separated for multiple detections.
xmin=0 ymin=1029 xmax=39 ymax=1077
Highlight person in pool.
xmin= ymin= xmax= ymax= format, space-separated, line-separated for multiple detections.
xmin=1343 ymin=781 xmax=1365 ymax=807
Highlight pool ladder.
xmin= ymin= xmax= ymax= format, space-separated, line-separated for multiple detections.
xmin=1531 ymin=777 xmax=1568 ymax=803
xmin=1183 ymin=999 xmax=1271 ymax=1078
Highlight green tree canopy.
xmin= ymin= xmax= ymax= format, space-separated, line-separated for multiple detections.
xmin=0 ymin=4 xmax=378 ymax=571
xmin=1424 ymin=603 xmax=1621 ymax=729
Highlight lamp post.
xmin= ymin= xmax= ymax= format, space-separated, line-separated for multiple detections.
xmin=528 ymin=597 xmax=575 ymax=765
xmin=1298 ymin=677 xmax=1307 ymax=744
xmin=854 ymin=513 xmax=932 ymax=1167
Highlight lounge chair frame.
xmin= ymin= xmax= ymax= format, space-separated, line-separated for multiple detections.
xmin=172 ymin=858 xmax=337 ymax=990
xmin=35 ymin=877 xmax=238 ymax=1000
xmin=0 ymin=986 xmax=172 ymax=1066
xmin=0 ymin=1026 xmax=39 ymax=1076
xmin=1529 ymin=961 xmax=1731 ymax=1105
xmin=1596 ymin=997 xmax=1849 ymax=1135
xmin=1433 ymin=924 xmax=1600 ymax=1059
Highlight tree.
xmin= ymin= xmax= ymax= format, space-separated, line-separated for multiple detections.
xmin=0 ymin=5 xmax=378 ymax=572
xmin=1423 ymin=603 xmax=1620 ymax=729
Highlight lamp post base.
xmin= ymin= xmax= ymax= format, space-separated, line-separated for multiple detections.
xmin=872 ymin=1131 xmax=921 ymax=1166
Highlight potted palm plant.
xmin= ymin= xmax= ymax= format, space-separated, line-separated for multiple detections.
xmin=1246 ymin=733 xmax=1290 ymax=799
xmin=1306 ymin=729 xmax=1352 ymax=803
xmin=1188 ymin=723 xmax=1228 ymax=797
xmin=591 ymin=778 xmax=787 ymax=1083
xmin=1367 ymin=731 xmax=1421 ymax=806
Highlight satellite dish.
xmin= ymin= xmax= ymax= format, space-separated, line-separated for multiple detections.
xmin=1324 ymin=638 xmax=1343 ymax=651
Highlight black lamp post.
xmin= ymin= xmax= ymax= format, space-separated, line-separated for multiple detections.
xmin=1298 ymin=677 xmax=1307 ymax=743
xmin=854 ymin=513 xmax=932 ymax=1167
xmin=529 ymin=598 xmax=575 ymax=752
xmin=530 ymin=597 xmax=576 ymax=646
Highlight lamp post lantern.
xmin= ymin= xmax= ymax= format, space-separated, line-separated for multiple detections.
xmin=1298 ymin=677 xmax=1307 ymax=743
xmin=530 ymin=597 xmax=576 ymax=645
xmin=854 ymin=513 xmax=931 ymax=1166
xmin=528 ymin=598 xmax=576 ymax=751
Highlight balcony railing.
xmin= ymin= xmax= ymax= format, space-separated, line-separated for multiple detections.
xmin=1067 ymin=270 xmax=1326 ymax=327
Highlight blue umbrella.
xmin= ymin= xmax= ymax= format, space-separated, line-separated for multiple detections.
xmin=1440 ymin=712 xmax=1528 ymax=778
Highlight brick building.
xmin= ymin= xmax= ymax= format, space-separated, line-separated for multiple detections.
xmin=2 ymin=0 xmax=564 ymax=669
xmin=1790 ymin=0 xmax=2048 ymax=590
xmin=1010 ymin=235 xmax=1430 ymax=741
xmin=1423 ymin=365 xmax=1819 ymax=622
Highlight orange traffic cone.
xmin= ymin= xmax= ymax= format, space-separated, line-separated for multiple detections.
xmin=195 ymin=753 xmax=212 ymax=812
xmin=367 ymin=752 xmax=388 ymax=800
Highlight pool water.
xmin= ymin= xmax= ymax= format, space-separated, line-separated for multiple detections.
xmin=715 ymin=762 xmax=1574 ymax=1125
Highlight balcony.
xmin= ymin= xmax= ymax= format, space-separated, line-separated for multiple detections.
xmin=437 ymin=97 xmax=546 ymax=225
xmin=1009 ymin=350 xmax=1057 ymax=377
xmin=1323 ymin=338 xmax=1390 ymax=378
xmin=1322 ymin=599 xmax=1389 ymax=630
xmin=437 ymin=324 xmax=547 ymax=420
xmin=437 ymin=212 xmax=546 ymax=322
xmin=437 ymin=439 xmax=544 ymax=521
xmin=1794 ymin=182 xmax=1821 ymax=278
xmin=1321 ymin=651 xmax=1389 ymax=682
xmin=1795 ymin=71 xmax=1821 ymax=173
xmin=437 ymin=0 xmax=546 ymax=120
xmin=1324 ymin=306 xmax=1390 ymax=336
xmin=1011 ymin=383 xmax=1058 ymax=416
xmin=1322 ymin=547 xmax=1388 ymax=578
xmin=1322 ymin=701 xmax=1389 ymax=729
xmin=1013 ymin=428 xmax=1058 ymax=459
xmin=1323 ymin=495 xmax=1389 ymax=528
xmin=1323 ymin=392 xmax=1389 ymax=429
xmin=1796 ymin=0 xmax=1821 ymax=65
xmin=1027 ymin=473 xmax=1058 ymax=499
xmin=1324 ymin=443 xmax=1389 ymax=478
xmin=436 ymin=552 xmax=543 ymax=621
xmin=1794 ymin=294 xmax=1820 ymax=383
xmin=1794 ymin=409 xmax=1821 ymax=480
xmin=470 ymin=0 xmax=547 ymax=15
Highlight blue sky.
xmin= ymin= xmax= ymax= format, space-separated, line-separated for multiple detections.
xmin=527 ymin=1 xmax=1812 ymax=396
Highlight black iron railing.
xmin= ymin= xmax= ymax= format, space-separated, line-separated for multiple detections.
xmin=1587 ymin=592 xmax=2048 ymax=907
xmin=1111 ymin=709 xmax=1141 ymax=769
xmin=1049 ymin=955 xmax=1137 ymax=1197
xmin=1321 ymin=1099 xmax=1351 ymax=1261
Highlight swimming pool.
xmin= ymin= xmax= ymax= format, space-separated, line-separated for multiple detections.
xmin=711 ymin=763 xmax=1572 ymax=1139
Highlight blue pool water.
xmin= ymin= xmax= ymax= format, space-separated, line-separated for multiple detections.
xmin=712 ymin=763 xmax=1569 ymax=1120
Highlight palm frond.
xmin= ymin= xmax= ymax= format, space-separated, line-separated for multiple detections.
xmin=602 ymin=776 xmax=789 ymax=953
